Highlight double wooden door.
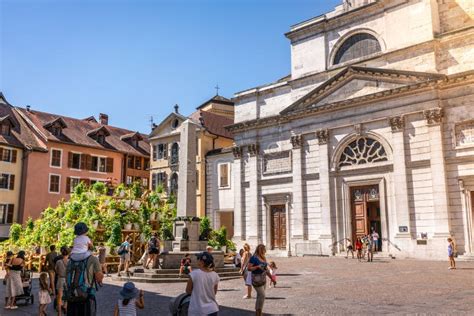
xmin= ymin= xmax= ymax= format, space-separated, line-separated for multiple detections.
xmin=271 ymin=205 xmax=286 ymax=250
xmin=351 ymin=186 xmax=381 ymax=245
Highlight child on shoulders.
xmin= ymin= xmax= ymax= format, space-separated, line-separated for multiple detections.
xmin=70 ymin=222 xmax=93 ymax=261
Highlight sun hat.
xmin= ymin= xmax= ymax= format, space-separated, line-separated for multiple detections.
xmin=74 ymin=222 xmax=89 ymax=236
xmin=120 ymin=282 xmax=139 ymax=300
xmin=196 ymin=252 xmax=214 ymax=266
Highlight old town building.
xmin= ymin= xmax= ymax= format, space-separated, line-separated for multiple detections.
xmin=227 ymin=0 xmax=474 ymax=259
xmin=149 ymin=95 xmax=234 ymax=217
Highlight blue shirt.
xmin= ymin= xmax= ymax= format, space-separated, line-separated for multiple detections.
xmin=249 ymin=256 xmax=267 ymax=275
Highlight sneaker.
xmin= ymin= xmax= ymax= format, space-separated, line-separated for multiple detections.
xmin=10 ymin=306 xmax=18 ymax=309
xmin=243 ymin=295 xmax=251 ymax=299
xmin=4 ymin=306 xmax=10 ymax=309
xmin=448 ymin=267 xmax=453 ymax=270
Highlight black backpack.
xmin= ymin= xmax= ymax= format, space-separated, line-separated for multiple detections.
xmin=64 ymin=256 xmax=97 ymax=303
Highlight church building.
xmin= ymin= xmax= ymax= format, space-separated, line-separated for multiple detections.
xmin=227 ymin=0 xmax=474 ymax=259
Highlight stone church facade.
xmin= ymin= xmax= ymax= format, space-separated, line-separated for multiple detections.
xmin=227 ymin=0 xmax=474 ymax=259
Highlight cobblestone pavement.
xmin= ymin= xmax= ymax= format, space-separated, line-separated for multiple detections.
xmin=1 ymin=256 xmax=473 ymax=315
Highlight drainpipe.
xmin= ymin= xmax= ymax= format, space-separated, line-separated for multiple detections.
xmin=18 ymin=146 xmax=32 ymax=224
xmin=122 ymin=154 xmax=128 ymax=184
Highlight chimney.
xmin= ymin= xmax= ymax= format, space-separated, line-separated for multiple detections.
xmin=99 ymin=113 xmax=109 ymax=125
xmin=26 ymin=105 xmax=31 ymax=112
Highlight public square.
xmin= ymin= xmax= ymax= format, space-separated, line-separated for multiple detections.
xmin=1 ymin=256 xmax=473 ymax=315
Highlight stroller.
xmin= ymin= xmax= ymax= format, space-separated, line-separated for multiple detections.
xmin=169 ymin=293 xmax=190 ymax=316
xmin=15 ymin=270 xmax=34 ymax=305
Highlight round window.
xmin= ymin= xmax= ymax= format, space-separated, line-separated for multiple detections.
xmin=172 ymin=119 xmax=179 ymax=129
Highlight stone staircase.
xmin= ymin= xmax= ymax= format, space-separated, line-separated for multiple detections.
xmin=457 ymin=253 xmax=474 ymax=262
xmin=112 ymin=265 xmax=241 ymax=283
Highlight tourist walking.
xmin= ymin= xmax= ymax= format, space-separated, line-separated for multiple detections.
xmin=185 ymin=252 xmax=220 ymax=316
xmin=345 ymin=238 xmax=355 ymax=259
xmin=145 ymin=233 xmax=160 ymax=269
xmin=45 ymin=244 xmax=58 ymax=295
xmin=55 ymin=246 xmax=69 ymax=316
xmin=239 ymin=243 xmax=252 ymax=299
xmin=3 ymin=251 xmax=13 ymax=307
xmin=366 ymin=235 xmax=374 ymax=262
xmin=113 ymin=282 xmax=144 ymax=316
xmin=118 ymin=236 xmax=132 ymax=277
xmin=355 ymin=238 xmax=363 ymax=262
xmin=447 ymin=237 xmax=457 ymax=270
xmin=38 ymin=272 xmax=51 ymax=316
xmin=5 ymin=250 xmax=26 ymax=310
xmin=247 ymin=244 xmax=272 ymax=316
xmin=371 ymin=228 xmax=380 ymax=252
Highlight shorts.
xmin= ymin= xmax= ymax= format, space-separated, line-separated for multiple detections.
xmin=120 ymin=253 xmax=130 ymax=263
xmin=183 ymin=266 xmax=191 ymax=274
xmin=57 ymin=277 xmax=66 ymax=291
xmin=148 ymin=248 xmax=159 ymax=255
xmin=347 ymin=246 xmax=353 ymax=251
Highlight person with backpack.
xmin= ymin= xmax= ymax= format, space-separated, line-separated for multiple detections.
xmin=45 ymin=244 xmax=58 ymax=295
xmin=117 ymin=236 xmax=132 ymax=277
xmin=55 ymin=246 xmax=70 ymax=316
xmin=113 ymin=282 xmax=144 ymax=316
xmin=65 ymin=223 xmax=104 ymax=316
xmin=145 ymin=233 xmax=160 ymax=269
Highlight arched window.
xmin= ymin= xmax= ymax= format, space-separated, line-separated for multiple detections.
xmin=333 ymin=33 xmax=381 ymax=65
xmin=338 ymin=137 xmax=388 ymax=167
xmin=170 ymin=173 xmax=178 ymax=196
xmin=171 ymin=143 xmax=179 ymax=165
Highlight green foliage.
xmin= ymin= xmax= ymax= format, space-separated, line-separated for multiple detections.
xmin=108 ymin=222 xmax=122 ymax=246
xmin=92 ymin=181 xmax=107 ymax=195
xmin=9 ymin=224 xmax=22 ymax=243
xmin=207 ymin=226 xmax=235 ymax=251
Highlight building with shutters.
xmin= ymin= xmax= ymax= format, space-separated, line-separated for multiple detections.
xmin=149 ymin=95 xmax=234 ymax=217
xmin=227 ymin=0 xmax=474 ymax=259
xmin=0 ymin=95 xmax=150 ymax=227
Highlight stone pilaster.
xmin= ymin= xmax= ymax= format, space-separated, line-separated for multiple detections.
xmin=247 ymin=143 xmax=260 ymax=244
xmin=316 ymin=129 xmax=333 ymax=251
xmin=232 ymin=145 xmax=243 ymax=241
xmin=290 ymin=133 xmax=305 ymax=239
xmin=424 ymin=108 xmax=450 ymax=237
xmin=389 ymin=116 xmax=412 ymax=238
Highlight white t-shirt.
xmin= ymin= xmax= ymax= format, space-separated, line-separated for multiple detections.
xmin=71 ymin=235 xmax=92 ymax=254
xmin=188 ymin=269 xmax=220 ymax=316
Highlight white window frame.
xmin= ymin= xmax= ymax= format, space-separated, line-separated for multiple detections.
xmin=70 ymin=151 xmax=82 ymax=171
xmin=0 ymin=173 xmax=12 ymax=191
xmin=90 ymin=155 xmax=107 ymax=173
xmin=218 ymin=162 xmax=231 ymax=189
xmin=48 ymin=173 xmax=61 ymax=194
xmin=1 ymin=148 xmax=12 ymax=162
xmin=69 ymin=176 xmax=81 ymax=192
xmin=50 ymin=148 xmax=63 ymax=168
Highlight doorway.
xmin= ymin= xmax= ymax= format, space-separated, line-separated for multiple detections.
xmin=271 ymin=205 xmax=286 ymax=250
xmin=351 ymin=185 xmax=382 ymax=251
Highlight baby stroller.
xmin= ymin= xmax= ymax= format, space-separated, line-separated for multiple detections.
xmin=15 ymin=270 xmax=34 ymax=305
xmin=169 ymin=293 xmax=190 ymax=316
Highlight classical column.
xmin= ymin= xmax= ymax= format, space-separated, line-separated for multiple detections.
xmin=389 ymin=116 xmax=412 ymax=238
xmin=290 ymin=133 xmax=305 ymax=239
xmin=316 ymin=129 xmax=333 ymax=250
xmin=285 ymin=194 xmax=292 ymax=256
xmin=232 ymin=145 xmax=243 ymax=241
xmin=247 ymin=143 xmax=260 ymax=244
xmin=458 ymin=180 xmax=473 ymax=254
xmin=424 ymin=108 xmax=450 ymax=237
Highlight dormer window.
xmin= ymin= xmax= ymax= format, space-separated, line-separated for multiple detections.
xmin=87 ymin=126 xmax=110 ymax=145
xmin=43 ymin=117 xmax=67 ymax=137
xmin=120 ymin=131 xmax=143 ymax=148
xmin=51 ymin=126 xmax=62 ymax=136
xmin=1 ymin=124 xmax=10 ymax=136
xmin=97 ymin=133 xmax=105 ymax=145
xmin=0 ymin=115 xmax=16 ymax=136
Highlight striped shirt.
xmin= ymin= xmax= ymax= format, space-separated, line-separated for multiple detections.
xmin=118 ymin=299 xmax=137 ymax=316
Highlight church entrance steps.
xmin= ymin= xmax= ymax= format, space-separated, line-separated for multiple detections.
xmin=266 ymin=250 xmax=289 ymax=257
xmin=112 ymin=265 xmax=241 ymax=283
xmin=457 ymin=254 xmax=474 ymax=262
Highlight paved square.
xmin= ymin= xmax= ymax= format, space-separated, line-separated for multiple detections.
xmin=1 ymin=257 xmax=473 ymax=315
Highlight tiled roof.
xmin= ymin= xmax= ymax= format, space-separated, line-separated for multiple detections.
xmin=16 ymin=107 xmax=150 ymax=156
xmin=188 ymin=110 xmax=233 ymax=139
xmin=196 ymin=95 xmax=234 ymax=110
xmin=0 ymin=94 xmax=46 ymax=151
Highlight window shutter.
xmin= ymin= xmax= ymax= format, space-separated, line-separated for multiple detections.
xmin=7 ymin=204 xmax=14 ymax=224
xmin=163 ymin=172 xmax=168 ymax=189
xmin=0 ymin=148 xmax=3 ymax=161
xmin=151 ymin=173 xmax=157 ymax=190
xmin=68 ymin=152 xmax=73 ymax=168
xmin=106 ymin=157 xmax=114 ymax=173
xmin=80 ymin=154 xmax=87 ymax=170
xmin=85 ymin=155 xmax=92 ymax=171
xmin=9 ymin=174 xmax=15 ymax=190
xmin=164 ymin=144 xmax=168 ymax=159
xmin=152 ymin=145 xmax=157 ymax=161
xmin=11 ymin=150 xmax=17 ymax=163
xmin=66 ymin=177 xmax=71 ymax=194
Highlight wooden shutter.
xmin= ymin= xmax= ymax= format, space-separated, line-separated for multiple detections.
xmin=106 ymin=157 xmax=114 ymax=173
xmin=151 ymin=173 xmax=157 ymax=190
xmin=9 ymin=174 xmax=14 ymax=190
xmin=80 ymin=154 xmax=88 ymax=170
xmin=66 ymin=177 xmax=71 ymax=194
xmin=152 ymin=145 xmax=157 ymax=161
xmin=0 ymin=148 xmax=3 ymax=161
xmin=68 ymin=152 xmax=73 ymax=168
xmin=11 ymin=150 xmax=17 ymax=163
xmin=163 ymin=172 xmax=168 ymax=189
xmin=7 ymin=204 xmax=14 ymax=224
xmin=163 ymin=144 xmax=168 ymax=159
xmin=85 ymin=155 xmax=92 ymax=171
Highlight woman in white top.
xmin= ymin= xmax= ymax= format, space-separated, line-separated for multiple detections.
xmin=186 ymin=252 xmax=220 ymax=316
xmin=114 ymin=282 xmax=144 ymax=316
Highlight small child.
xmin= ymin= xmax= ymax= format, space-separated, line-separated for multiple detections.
xmin=268 ymin=261 xmax=277 ymax=288
xmin=113 ymin=282 xmax=144 ymax=316
xmin=70 ymin=222 xmax=93 ymax=261
xmin=38 ymin=272 xmax=51 ymax=316
xmin=447 ymin=237 xmax=456 ymax=270
xmin=179 ymin=253 xmax=192 ymax=277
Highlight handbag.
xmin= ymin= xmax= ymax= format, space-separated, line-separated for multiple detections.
xmin=251 ymin=272 xmax=267 ymax=287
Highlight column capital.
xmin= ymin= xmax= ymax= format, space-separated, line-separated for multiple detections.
xmin=389 ymin=115 xmax=405 ymax=132
xmin=232 ymin=145 xmax=242 ymax=159
xmin=290 ymin=134 xmax=303 ymax=149
xmin=247 ymin=143 xmax=259 ymax=156
xmin=316 ymin=129 xmax=329 ymax=145
xmin=424 ymin=108 xmax=444 ymax=125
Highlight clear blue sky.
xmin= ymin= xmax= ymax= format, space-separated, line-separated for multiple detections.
xmin=1 ymin=0 xmax=340 ymax=133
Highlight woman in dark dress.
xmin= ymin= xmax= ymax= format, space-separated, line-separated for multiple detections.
xmin=145 ymin=233 xmax=160 ymax=269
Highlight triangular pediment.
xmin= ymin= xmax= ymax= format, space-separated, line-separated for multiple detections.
xmin=281 ymin=67 xmax=444 ymax=115
xmin=149 ymin=112 xmax=187 ymax=139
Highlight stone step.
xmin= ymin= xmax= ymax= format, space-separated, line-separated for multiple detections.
xmin=133 ymin=266 xmax=239 ymax=274
xmin=457 ymin=254 xmax=474 ymax=261
xmin=132 ymin=271 xmax=241 ymax=279
xmin=111 ymin=275 xmax=241 ymax=284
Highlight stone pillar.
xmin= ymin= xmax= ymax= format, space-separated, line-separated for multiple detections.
xmin=290 ymin=133 xmax=305 ymax=239
xmin=424 ymin=108 xmax=450 ymax=237
xmin=247 ymin=143 xmax=260 ymax=245
xmin=389 ymin=116 xmax=412 ymax=239
xmin=458 ymin=180 xmax=473 ymax=254
xmin=316 ymin=129 xmax=333 ymax=252
xmin=232 ymin=146 xmax=243 ymax=241
xmin=177 ymin=120 xmax=197 ymax=217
